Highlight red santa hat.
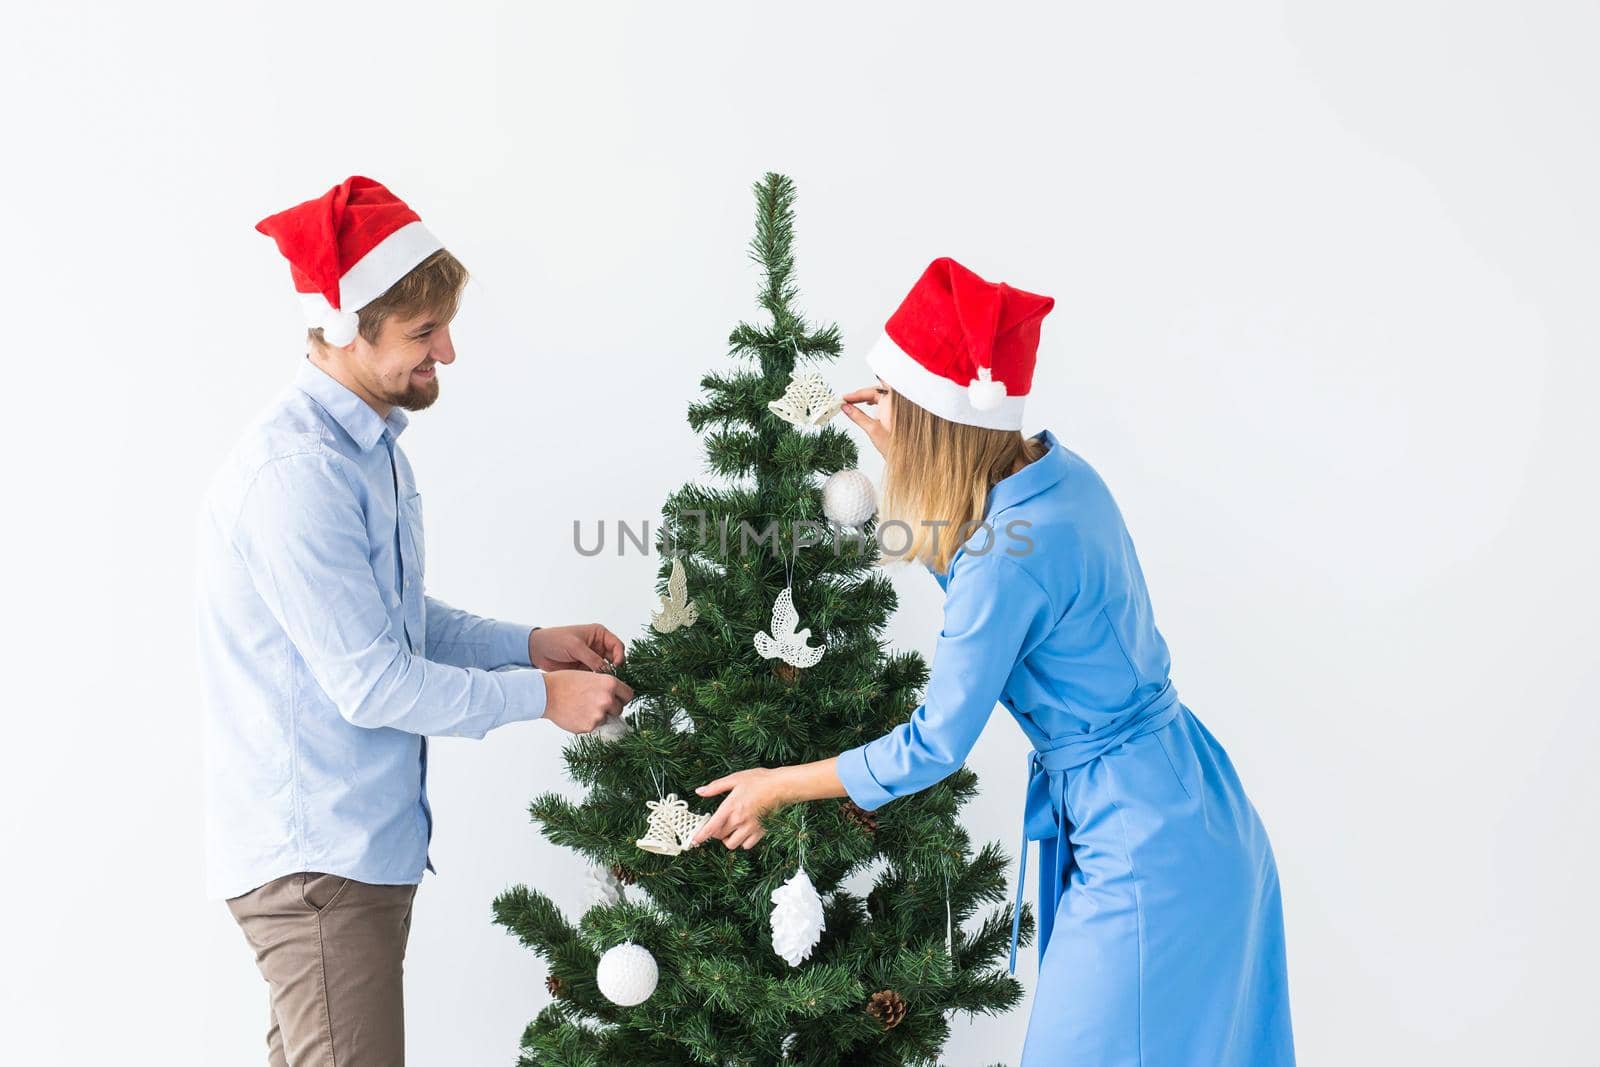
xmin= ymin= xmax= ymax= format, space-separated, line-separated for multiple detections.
xmin=255 ymin=176 xmax=443 ymax=347
xmin=866 ymin=257 xmax=1055 ymax=431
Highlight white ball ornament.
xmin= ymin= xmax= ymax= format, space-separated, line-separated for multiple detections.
xmin=596 ymin=942 xmax=658 ymax=1006
xmin=822 ymin=469 xmax=877 ymax=527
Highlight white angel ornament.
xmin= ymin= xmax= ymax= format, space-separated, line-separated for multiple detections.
xmin=754 ymin=587 xmax=825 ymax=669
xmin=650 ymin=556 xmax=699 ymax=634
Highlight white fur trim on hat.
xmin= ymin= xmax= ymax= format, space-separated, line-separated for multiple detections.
xmin=337 ymin=220 xmax=442 ymax=311
xmin=866 ymin=331 xmax=1026 ymax=431
xmin=296 ymin=219 xmax=444 ymax=339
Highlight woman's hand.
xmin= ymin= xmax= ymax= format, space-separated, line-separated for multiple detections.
xmin=689 ymin=767 xmax=794 ymax=850
xmin=840 ymin=380 xmax=891 ymax=457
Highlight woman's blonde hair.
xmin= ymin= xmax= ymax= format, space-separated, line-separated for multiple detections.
xmin=876 ymin=385 xmax=1048 ymax=573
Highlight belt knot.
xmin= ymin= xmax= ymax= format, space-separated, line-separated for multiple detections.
xmin=1007 ymin=681 xmax=1182 ymax=975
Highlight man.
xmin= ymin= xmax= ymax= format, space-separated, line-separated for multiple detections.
xmin=196 ymin=175 xmax=633 ymax=1066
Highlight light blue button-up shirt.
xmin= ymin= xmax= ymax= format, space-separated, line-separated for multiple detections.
xmin=196 ymin=358 xmax=547 ymax=899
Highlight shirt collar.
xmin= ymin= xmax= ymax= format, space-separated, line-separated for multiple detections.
xmin=294 ymin=357 xmax=409 ymax=451
xmin=984 ymin=428 xmax=1069 ymax=518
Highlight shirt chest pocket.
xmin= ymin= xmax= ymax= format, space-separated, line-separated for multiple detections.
xmin=400 ymin=491 xmax=426 ymax=579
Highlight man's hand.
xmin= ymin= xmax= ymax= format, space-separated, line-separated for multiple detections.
xmin=689 ymin=767 xmax=795 ymax=850
xmin=528 ymin=623 xmax=625 ymax=672
xmin=542 ymin=670 xmax=634 ymax=734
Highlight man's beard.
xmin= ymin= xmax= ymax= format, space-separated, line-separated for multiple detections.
xmin=384 ymin=372 xmax=440 ymax=412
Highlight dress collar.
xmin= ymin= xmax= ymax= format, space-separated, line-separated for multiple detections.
xmin=294 ymin=357 xmax=409 ymax=451
xmin=983 ymin=428 xmax=1069 ymax=518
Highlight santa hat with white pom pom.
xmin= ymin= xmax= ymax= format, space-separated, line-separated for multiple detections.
xmin=865 ymin=257 xmax=1054 ymax=431
xmin=255 ymin=176 xmax=443 ymax=347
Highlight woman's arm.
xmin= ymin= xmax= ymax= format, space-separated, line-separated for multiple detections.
xmin=689 ymin=757 xmax=847 ymax=850
xmin=691 ymin=554 xmax=1056 ymax=850
xmin=833 ymin=555 xmax=1054 ymax=808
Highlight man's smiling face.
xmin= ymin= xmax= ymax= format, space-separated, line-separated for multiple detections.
xmin=328 ymin=308 xmax=457 ymax=414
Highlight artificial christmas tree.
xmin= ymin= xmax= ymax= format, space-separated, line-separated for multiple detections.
xmin=492 ymin=173 xmax=1033 ymax=1066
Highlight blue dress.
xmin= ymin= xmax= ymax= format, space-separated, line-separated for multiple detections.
xmin=836 ymin=429 xmax=1295 ymax=1066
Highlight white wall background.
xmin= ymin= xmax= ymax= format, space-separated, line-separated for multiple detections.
xmin=2 ymin=2 xmax=1595 ymax=1064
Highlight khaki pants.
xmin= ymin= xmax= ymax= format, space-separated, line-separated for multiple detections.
xmin=227 ymin=872 xmax=418 ymax=1066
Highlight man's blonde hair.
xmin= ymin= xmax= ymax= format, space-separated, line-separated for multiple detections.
xmin=308 ymin=249 xmax=469 ymax=348
xmin=876 ymin=386 xmax=1048 ymax=574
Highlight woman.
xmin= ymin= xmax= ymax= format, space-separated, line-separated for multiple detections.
xmin=690 ymin=257 xmax=1295 ymax=1066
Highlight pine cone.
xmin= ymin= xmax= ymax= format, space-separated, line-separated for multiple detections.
xmin=545 ymin=974 xmax=563 ymax=997
xmin=610 ymin=863 xmax=638 ymax=886
xmin=839 ymin=799 xmax=877 ymax=834
xmin=866 ymin=989 xmax=908 ymax=1030
xmin=773 ymin=660 xmax=799 ymax=683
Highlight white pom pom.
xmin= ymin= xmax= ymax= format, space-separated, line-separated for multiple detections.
xmin=822 ymin=469 xmax=877 ymax=527
xmin=770 ymin=866 xmax=825 ymax=966
xmin=596 ymin=942 xmax=658 ymax=1006
xmin=321 ymin=308 xmax=360 ymax=346
xmin=967 ymin=366 xmax=1006 ymax=411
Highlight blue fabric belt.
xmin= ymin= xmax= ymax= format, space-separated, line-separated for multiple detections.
xmin=1008 ymin=680 xmax=1183 ymax=975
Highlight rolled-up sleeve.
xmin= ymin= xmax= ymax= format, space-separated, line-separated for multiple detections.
xmin=837 ymin=554 xmax=1054 ymax=810
xmin=231 ymin=452 xmax=546 ymax=738
xmin=425 ymin=596 xmax=534 ymax=671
